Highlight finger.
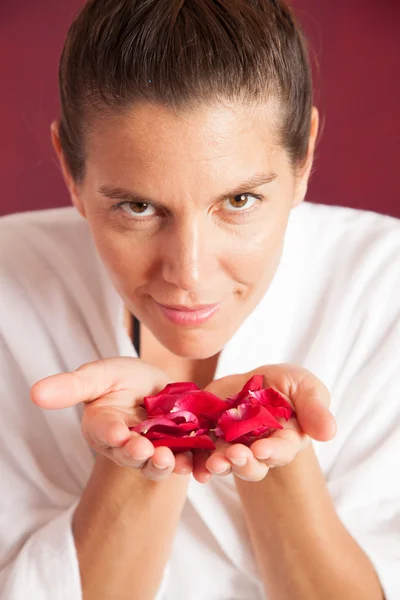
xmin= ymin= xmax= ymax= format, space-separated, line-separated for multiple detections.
xmin=289 ymin=370 xmax=336 ymax=442
xmin=251 ymin=433 xmax=309 ymax=468
xmin=30 ymin=357 xmax=168 ymax=409
xmin=83 ymin=411 xmax=134 ymax=451
xmin=225 ymin=444 xmax=269 ymax=482
xmin=112 ymin=433 xmax=155 ymax=468
xmin=205 ymin=451 xmax=232 ymax=477
xmin=141 ymin=446 xmax=176 ymax=482
xmin=173 ymin=451 xmax=193 ymax=476
xmin=257 ymin=364 xmax=336 ymax=442
xmin=31 ymin=371 xmax=87 ymax=409
xmin=206 ymin=365 xmax=336 ymax=443
xmin=192 ymin=450 xmax=213 ymax=484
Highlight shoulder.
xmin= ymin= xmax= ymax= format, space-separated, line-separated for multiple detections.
xmin=283 ymin=202 xmax=399 ymax=393
xmin=290 ymin=201 xmax=400 ymax=264
xmin=288 ymin=202 xmax=399 ymax=310
xmin=0 ymin=206 xmax=93 ymax=277
xmin=0 ymin=207 xmax=120 ymax=381
xmin=0 ymin=206 xmax=109 ymax=306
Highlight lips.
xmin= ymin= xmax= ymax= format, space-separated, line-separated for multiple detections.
xmin=155 ymin=300 xmax=221 ymax=326
xmin=158 ymin=302 xmax=219 ymax=311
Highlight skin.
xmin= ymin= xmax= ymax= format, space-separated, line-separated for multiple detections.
xmin=47 ymin=100 xmax=321 ymax=482
xmin=32 ymin=103 xmax=384 ymax=598
xmin=51 ymin=101 xmax=317 ymax=360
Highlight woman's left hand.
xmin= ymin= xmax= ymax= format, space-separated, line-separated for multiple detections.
xmin=193 ymin=363 xmax=337 ymax=483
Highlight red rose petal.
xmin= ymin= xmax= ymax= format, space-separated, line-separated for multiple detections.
xmin=173 ymin=390 xmax=228 ymax=419
xmin=216 ymin=403 xmax=283 ymax=442
xmin=152 ymin=434 xmax=216 ymax=452
xmin=167 ymin=410 xmax=200 ymax=425
xmin=249 ymin=388 xmax=295 ymax=420
xmin=131 ymin=416 xmax=198 ymax=436
xmin=143 ymin=382 xmax=200 ymax=415
xmin=163 ymin=382 xmax=201 ymax=394
xmin=133 ymin=374 xmax=296 ymax=453
xmin=143 ymin=395 xmax=180 ymax=416
xmin=227 ymin=374 xmax=263 ymax=405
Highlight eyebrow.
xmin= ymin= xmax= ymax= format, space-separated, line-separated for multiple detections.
xmin=98 ymin=172 xmax=277 ymax=207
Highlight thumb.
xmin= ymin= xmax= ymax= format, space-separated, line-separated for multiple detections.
xmin=30 ymin=357 xmax=168 ymax=410
xmin=31 ymin=361 xmax=111 ymax=410
xmin=262 ymin=363 xmax=337 ymax=442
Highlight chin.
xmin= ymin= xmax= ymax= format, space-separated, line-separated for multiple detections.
xmin=158 ymin=329 xmax=223 ymax=360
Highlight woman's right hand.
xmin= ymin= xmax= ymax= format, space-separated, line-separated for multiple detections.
xmin=30 ymin=358 xmax=194 ymax=482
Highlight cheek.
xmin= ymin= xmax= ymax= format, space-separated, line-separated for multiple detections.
xmin=224 ymin=217 xmax=286 ymax=286
xmin=89 ymin=227 xmax=153 ymax=294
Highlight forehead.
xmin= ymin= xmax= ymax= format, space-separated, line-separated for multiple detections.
xmin=85 ymin=100 xmax=283 ymax=185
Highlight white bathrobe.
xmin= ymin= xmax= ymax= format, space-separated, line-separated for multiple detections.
xmin=0 ymin=201 xmax=399 ymax=599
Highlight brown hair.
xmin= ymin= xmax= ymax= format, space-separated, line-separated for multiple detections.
xmin=58 ymin=0 xmax=313 ymax=185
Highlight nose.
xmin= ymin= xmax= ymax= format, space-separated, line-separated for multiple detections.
xmin=161 ymin=219 xmax=210 ymax=293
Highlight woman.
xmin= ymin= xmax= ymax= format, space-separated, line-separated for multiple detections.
xmin=0 ymin=1 xmax=398 ymax=599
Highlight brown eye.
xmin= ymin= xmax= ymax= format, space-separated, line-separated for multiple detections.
xmin=119 ymin=201 xmax=156 ymax=217
xmin=130 ymin=202 xmax=148 ymax=213
xmin=223 ymin=193 xmax=259 ymax=212
xmin=229 ymin=194 xmax=250 ymax=209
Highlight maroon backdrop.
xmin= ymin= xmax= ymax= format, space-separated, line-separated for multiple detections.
xmin=1 ymin=0 xmax=399 ymax=218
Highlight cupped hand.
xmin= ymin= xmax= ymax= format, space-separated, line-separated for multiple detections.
xmin=30 ymin=358 xmax=194 ymax=482
xmin=192 ymin=363 xmax=337 ymax=483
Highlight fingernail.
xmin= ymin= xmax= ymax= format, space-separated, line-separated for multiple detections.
xmin=254 ymin=453 xmax=275 ymax=462
xmin=211 ymin=465 xmax=231 ymax=474
xmin=153 ymin=462 xmax=169 ymax=470
xmin=230 ymin=457 xmax=247 ymax=467
xmin=216 ymin=467 xmax=231 ymax=476
xmin=124 ymin=451 xmax=148 ymax=462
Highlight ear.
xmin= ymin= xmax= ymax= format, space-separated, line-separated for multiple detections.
xmin=50 ymin=121 xmax=86 ymax=218
xmin=292 ymin=106 xmax=319 ymax=208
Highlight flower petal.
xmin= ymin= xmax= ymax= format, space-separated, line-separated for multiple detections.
xmin=130 ymin=417 xmax=197 ymax=436
xmin=226 ymin=374 xmax=264 ymax=406
xmin=216 ymin=403 xmax=283 ymax=442
xmin=167 ymin=410 xmax=200 ymax=426
xmin=249 ymin=387 xmax=295 ymax=420
xmin=174 ymin=390 xmax=228 ymax=419
xmin=152 ymin=434 xmax=216 ymax=452
xmin=143 ymin=382 xmax=200 ymax=415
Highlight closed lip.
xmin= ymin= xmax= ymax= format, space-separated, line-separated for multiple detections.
xmin=155 ymin=301 xmax=220 ymax=312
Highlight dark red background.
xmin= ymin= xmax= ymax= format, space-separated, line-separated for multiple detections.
xmin=1 ymin=1 xmax=399 ymax=218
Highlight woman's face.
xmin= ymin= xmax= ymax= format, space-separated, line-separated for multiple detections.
xmin=54 ymin=101 xmax=317 ymax=359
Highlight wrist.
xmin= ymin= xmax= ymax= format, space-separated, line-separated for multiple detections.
xmin=94 ymin=452 xmax=190 ymax=497
xmin=235 ymin=444 xmax=337 ymax=531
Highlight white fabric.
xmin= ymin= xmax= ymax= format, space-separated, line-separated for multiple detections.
xmin=0 ymin=201 xmax=399 ymax=599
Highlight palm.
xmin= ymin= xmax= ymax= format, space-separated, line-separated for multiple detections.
xmin=81 ymin=390 xmax=148 ymax=454
xmin=32 ymin=359 xmax=335 ymax=483
xmin=192 ymin=364 xmax=335 ymax=482
xmin=31 ymin=358 xmax=193 ymax=477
